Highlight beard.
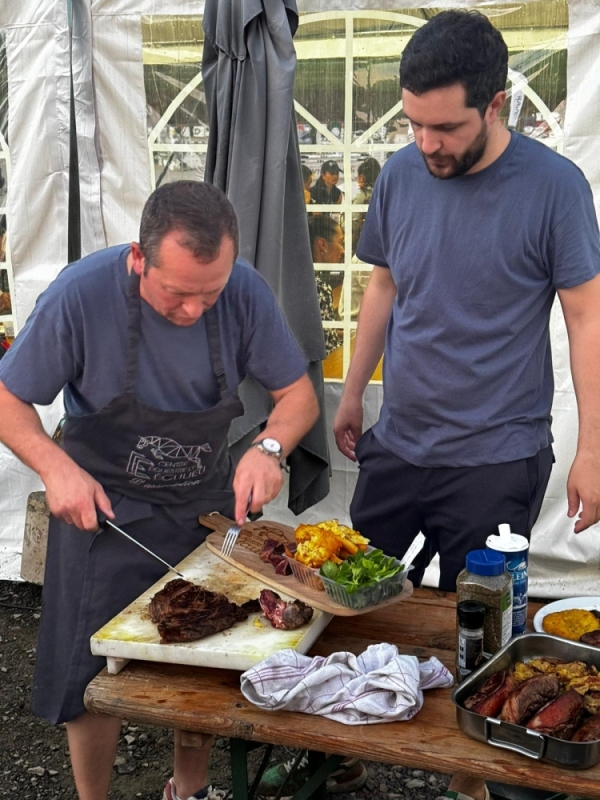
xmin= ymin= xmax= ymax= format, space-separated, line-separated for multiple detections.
xmin=422 ymin=122 xmax=488 ymax=180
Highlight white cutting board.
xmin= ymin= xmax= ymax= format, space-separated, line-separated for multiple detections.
xmin=90 ymin=543 xmax=332 ymax=675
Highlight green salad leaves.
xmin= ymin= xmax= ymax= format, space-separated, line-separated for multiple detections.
xmin=320 ymin=549 xmax=404 ymax=594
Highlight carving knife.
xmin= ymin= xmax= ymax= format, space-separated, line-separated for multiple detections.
xmin=97 ymin=512 xmax=185 ymax=579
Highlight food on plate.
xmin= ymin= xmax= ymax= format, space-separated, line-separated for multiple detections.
xmin=463 ymin=670 xmax=517 ymax=717
xmin=463 ymin=657 xmax=600 ymax=742
xmin=526 ymin=689 xmax=585 ymax=740
xmin=499 ymin=675 xmax=560 ymax=724
xmin=573 ymin=713 xmax=600 ymax=742
xmin=149 ymin=579 xmax=248 ymax=644
xmin=319 ymin=548 xmax=403 ymax=595
xmin=258 ymin=589 xmax=314 ymax=630
xmin=259 ymin=538 xmax=292 ymax=575
xmin=294 ymin=520 xmax=369 ymax=568
xmin=580 ymin=630 xmax=600 ymax=647
xmin=542 ymin=608 xmax=600 ymax=641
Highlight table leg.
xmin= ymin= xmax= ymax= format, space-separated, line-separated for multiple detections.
xmin=230 ymin=739 xmax=274 ymax=800
xmin=228 ymin=742 xmax=345 ymax=800
xmin=289 ymin=752 xmax=345 ymax=800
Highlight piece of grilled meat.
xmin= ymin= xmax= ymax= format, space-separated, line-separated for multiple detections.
xmin=464 ymin=670 xmax=517 ymax=717
xmin=572 ymin=713 xmax=600 ymax=742
xmin=259 ymin=589 xmax=313 ymax=630
xmin=580 ymin=629 xmax=600 ymax=647
xmin=526 ymin=689 xmax=585 ymax=739
xmin=500 ymin=675 xmax=560 ymax=725
xmin=149 ymin=579 xmax=248 ymax=643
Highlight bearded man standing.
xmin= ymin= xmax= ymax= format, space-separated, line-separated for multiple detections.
xmin=334 ymin=13 xmax=600 ymax=799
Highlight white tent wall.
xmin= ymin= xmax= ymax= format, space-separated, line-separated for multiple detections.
xmin=0 ymin=3 xmax=71 ymax=579
xmin=0 ymin=0 xmax=598 ymax=593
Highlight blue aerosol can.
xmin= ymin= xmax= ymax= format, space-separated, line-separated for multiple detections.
xmin=486 ymin=523 xmax=529 ymax=636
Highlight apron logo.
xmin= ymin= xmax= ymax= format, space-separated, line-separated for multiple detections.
xmin=127 ymin=436 xmax=213 ymax=487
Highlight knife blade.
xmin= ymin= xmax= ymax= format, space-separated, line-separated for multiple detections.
xmin=97 ymin=512 xmax=185 ymax=579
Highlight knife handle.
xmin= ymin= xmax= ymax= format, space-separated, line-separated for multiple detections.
xmin=96 ymin=509 xmax=113 ymax=529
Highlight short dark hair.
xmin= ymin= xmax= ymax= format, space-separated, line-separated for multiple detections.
xmin=307 ymin=214 xmax=341 ymax=248
xmin=357 ymin=157 xmax=381 ymax=188
xmin=400 ymin=11 xmax=508 ymax=115
xmin=139 ymin=181 xmax=239 ymax=269
xmin=301 ymin=164 xmax=313 ymax=183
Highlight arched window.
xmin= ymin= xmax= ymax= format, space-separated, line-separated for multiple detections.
xmin=140 ymin=3 xmax=567 ymax=382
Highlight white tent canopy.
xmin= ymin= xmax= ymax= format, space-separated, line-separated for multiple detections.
xmin=0 ymin=0 xmax=599 ymax=594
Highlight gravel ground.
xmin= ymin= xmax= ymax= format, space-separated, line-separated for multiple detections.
xmin=0 ymin=579 xmax=456 ymax=800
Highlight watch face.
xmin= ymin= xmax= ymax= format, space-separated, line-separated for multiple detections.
xmin=261 ymin=438 xmax=281 ymax=454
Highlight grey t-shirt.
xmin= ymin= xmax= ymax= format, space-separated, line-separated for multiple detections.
xmin=357 ymin=132 xmax=600 ymax=467
xmin=0 ymin=245 xmax=307 ymax=413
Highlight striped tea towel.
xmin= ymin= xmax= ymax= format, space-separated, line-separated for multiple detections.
xmin=240 ymin=643 xmax=453 ymax=725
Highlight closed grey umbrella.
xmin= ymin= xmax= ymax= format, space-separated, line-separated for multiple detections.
xmin=202 ymin=0 xmax=330 ymax=514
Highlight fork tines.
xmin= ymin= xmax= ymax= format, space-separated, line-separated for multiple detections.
xmin=221 ymin=525 xmax=240 ymax=558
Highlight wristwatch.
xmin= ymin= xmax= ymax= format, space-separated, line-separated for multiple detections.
xmin=250 ymin=437 xmax=284 ymax=462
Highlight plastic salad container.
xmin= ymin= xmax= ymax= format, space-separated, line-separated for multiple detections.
xmin=283 ymin=555 xmax=324 ymax=591
xmin=320 ymin=562 xmax=411 ymax=609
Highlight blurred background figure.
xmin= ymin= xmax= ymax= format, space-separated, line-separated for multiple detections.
xmin=301 ymin=164 xmax=314 ymax=205
xmin=310 ymin=160 xmax=343 ymax=205
xmin=353 ymin=157 xmax=381 ymax=205
xmin=352 ymin=156 xmax=381 ymax=254
xmin=308 ymin=214 xmax=344 ymax=356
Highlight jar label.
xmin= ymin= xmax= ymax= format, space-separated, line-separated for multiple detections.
xmin=501 ymin=588 xmax=513 ymax=645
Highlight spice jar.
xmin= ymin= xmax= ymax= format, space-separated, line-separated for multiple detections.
xmin=456 ymin=600 xmax=485 ymax=683
xmin=456 ymin=549 xmax=513 ymax=656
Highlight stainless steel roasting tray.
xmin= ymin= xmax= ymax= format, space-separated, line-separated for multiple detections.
xmin=452 ymin=633 xmax=600 ymax=769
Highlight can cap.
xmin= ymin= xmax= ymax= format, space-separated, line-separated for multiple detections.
xmin=486 ymin=523 xmax=529 ymax=554
xmin=465 ymin=548 xmax=506 ymax=576
xmin=457 ymin=600 xmax=485 ymax=629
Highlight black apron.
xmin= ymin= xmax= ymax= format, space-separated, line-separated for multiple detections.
xmin=32 ymin=272 xmax=244 ymax=724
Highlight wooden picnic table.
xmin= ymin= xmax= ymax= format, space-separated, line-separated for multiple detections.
xmin=84 ymin=588 xmax=600 ymax=800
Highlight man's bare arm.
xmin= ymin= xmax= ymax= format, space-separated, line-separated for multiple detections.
xmin=333 ymin=266 xmax=396 ymax=460
xmin=232 ymin=373 xmax=319 ymax=523
xmin=558 ymin=273 xmax=600 ymax=532
xmin=0 ymin=380 xmax=113 ymax=529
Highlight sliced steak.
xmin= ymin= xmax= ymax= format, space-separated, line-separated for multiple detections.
xmin=580 ymin=630 xmax=600 ymax=647
xmin=526 ymin=689 xmax=585 ymax=739
xmin=259 ymin=589 xmax=313 ymax=630
xmin=464 ymin=670 xmax=517 ymax=717
xmin=149 ymin=579 xmax=248 ymax=644
xmin=573 ymin=714 xmax=600 ymax=742
xmin=500 ymin=675 xmax=560 ymax=724
xmin=259 ymin=540 xmax=292 ymax=576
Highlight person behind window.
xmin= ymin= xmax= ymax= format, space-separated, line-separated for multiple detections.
xmin=301 ymin=164 xmax=314 ymax=205
xmin=308 ymin=215 xmax=344 ymax=357
xmin=309 ymin=160 xmax=343 ymax=205
xmin=353 ymin=157 xmax=381 ymax=206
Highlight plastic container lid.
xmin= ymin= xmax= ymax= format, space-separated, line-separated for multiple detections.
xmin=457 ymin=600 xmax=485 ymax=629
xmin=486 ymin=523 xmax=529 ymax=553
xmin=465 ymin=549 xmax=506 ymax=576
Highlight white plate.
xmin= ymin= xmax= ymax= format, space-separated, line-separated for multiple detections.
xmin=533 ymin=596 xmax=600 ymax=633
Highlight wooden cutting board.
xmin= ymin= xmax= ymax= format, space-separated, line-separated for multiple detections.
xmin=201 ymin=514 xmax=413 ymax=617
xmin=90 ymin=543 xmax=332 ymax=675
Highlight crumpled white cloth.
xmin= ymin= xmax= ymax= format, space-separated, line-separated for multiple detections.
xmin=240 ymin=643 xmax=453 ymax=725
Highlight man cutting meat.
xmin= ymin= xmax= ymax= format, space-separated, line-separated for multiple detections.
xmin=0 ymin=181 xmax=318 ymax=800
xmin=334 ymin=11 xmax=600 ymax=800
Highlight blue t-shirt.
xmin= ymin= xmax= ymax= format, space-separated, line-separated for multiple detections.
xmin=357 ymin=132 xmax=600 ymax=467
xmin=0 ymin=246 xmax=307 ymax=414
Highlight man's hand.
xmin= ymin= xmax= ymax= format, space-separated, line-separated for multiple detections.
xmin=42 ymin=456 xmax=114 ymax=531
xmin=232 ymin=449 xmax=284 ymax=525
xmin=567 ymin=451 xmax=600 ymax=533
xmin=333 ymin=395 xmax=364 ymax=461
